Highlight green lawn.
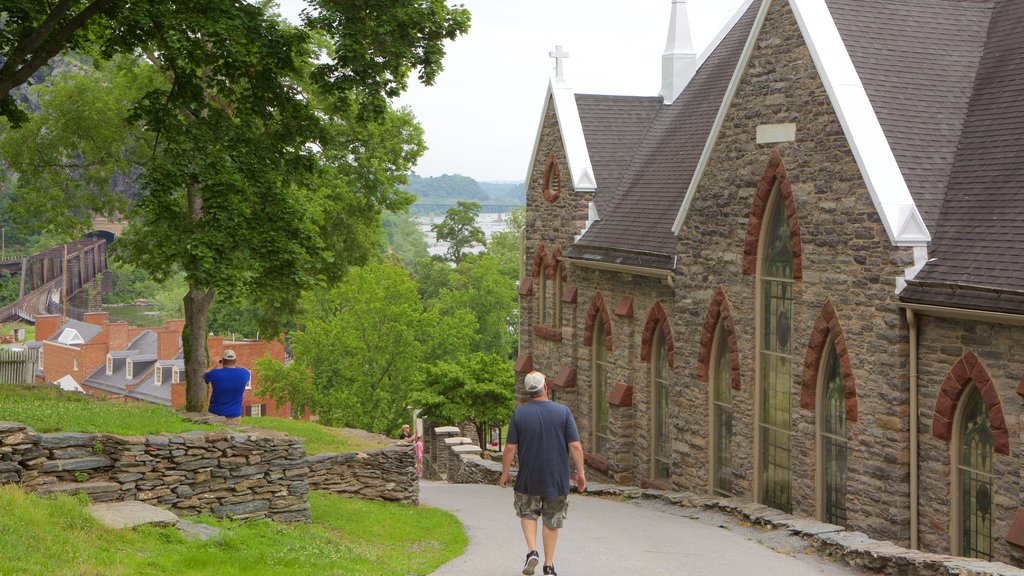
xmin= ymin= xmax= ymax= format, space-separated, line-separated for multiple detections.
xmin=0 ymin=385 xmax=467 ymax=574
xmin=0 ymin=487 xmax=466 ymax=576
xmin=0 ymin=385 xmax=391 ymax=456
xmin=239 ymin=416 xmax=390 ymax=455
xmin=0 ymin=322 xmax=34 ymax=341
xmin=0 ymin=385 xmax=217 ymax=435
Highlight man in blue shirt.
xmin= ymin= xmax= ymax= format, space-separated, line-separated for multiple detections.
xmin=204 ymin=349 xmax=250 ymax=420
xmin=500 ymin=371 xmax=586 ymax=576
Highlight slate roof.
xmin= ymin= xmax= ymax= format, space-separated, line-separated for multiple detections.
xmin=82 ymin=330 xmax=160 ymax=399
xmin=568 ymin=0 xmax=761 ymax=268
xmin=897 ymin=0 xmax=1024 ymax=312
xmin=574 ymin=94 xmax=662 ymax=216
xmin=827 ymin=0 xmax=993 ymax=229
xmin=48 ymin=319 xmax=103 ymax=345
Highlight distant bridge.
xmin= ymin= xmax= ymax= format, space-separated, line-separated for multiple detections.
xmin=0 ymin=238 xmax=108 ymax=323
xmin=411 ymin=203 xmax=523 ymax=214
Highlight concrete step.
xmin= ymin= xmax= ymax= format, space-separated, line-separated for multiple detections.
xmin=89 ymin=500 xmax=179 ymax=529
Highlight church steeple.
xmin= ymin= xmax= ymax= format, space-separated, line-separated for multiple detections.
xmin=660 ymin=0 xmax=697 ymax=104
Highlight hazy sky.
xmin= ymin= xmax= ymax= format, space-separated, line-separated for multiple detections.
xmin=278 ymin=0 xmax=750 ymax=182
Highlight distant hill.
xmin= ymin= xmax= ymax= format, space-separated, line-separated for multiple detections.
xmin=404 ymin=174 xmax=525 ymax=214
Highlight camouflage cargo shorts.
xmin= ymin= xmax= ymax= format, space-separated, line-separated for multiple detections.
xmin=513 ymin=491 xmax=569 ymax=530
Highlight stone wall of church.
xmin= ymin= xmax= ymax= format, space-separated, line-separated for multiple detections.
xmin=569 ymin=267 xmax=673 ymax=485
xmin=670 ymin=0 xmax=916 ymax=546
xmin=518 ymin=97 xmax=585 ymax=409
xmin=915 ymin=314 xmax=1024 ymax=565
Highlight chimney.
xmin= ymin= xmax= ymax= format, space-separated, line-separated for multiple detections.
xmin=82 ymin=311 xmax=109 ymax=327
xmin=108 ymin=321 xmax=129 ymax=352
xmin=660 ymin=0 xmax=698 ymax=105
xmin=34 ymin=315 xmax=61 ymax=341
xmin=157 ymin=319 xmax=185 ymax=359
xmin=157 ymin=327 xmax=180 ymax=360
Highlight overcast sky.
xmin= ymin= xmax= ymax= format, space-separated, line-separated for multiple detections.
xmin=277 ymin=0 xmax=749 ymax=182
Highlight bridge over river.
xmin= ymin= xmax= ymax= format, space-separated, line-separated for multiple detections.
xmin=0 ymin=238 xmax=108 ymax=323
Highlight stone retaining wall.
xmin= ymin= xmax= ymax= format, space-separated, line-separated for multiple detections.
xmin=307 ymin=445 xmax=417 ymax=505
xmin=0 ymin=421 xmax=310 ymax=522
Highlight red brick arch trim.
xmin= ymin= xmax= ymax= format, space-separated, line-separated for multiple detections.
xmin=932 ymin=351 xmax=1010 ymax=455
xmin=696 ymin=287 xmax=741 ymax=390
xmin=583 ymin=292 xmax=612 ymax=351
xmin=640 ymin=301 xmax=675 ymax=368
xmin=799 ymin=301 xmax=857 ymax=422
xmin=530 ymin=244 xmax=548 ymax=278
xmin=742 ymin=149 xmax=803 ymax=279
xmin=547 ymin=245 xmax=566 ymax=280
xmin=542 ymin=152 xmax=561 ymax=203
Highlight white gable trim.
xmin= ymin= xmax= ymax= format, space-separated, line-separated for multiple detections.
xmin=523 ymin=79 xmax=598 ymax=195
xmin=672 ymin=0 xmax=771 ymax=235
xmin=789 ymin=0 xmax=929 ymax=246
xmin=673 ymin=0 xmax=931 ymax=247
xmin=550 ymin=79 xmax=597 ymax=193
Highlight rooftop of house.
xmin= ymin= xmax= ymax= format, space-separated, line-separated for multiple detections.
xmin=47 ymin=319 xmax=103 ymax=346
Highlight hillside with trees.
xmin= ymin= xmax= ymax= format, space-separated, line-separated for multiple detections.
xmin=405 ymin=174 xmax=524 ymax=214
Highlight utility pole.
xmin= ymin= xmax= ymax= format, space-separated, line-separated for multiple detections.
xmin=62 ymin=243 xmax=68 ymax=322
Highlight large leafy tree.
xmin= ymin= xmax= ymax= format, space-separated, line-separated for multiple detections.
xmin=432 ymin=200 xmax=485 ymax=264
xmin=0 ymin=0 xmax=470 ymax=412
xmin=411 ymin=352 xmax=514 ymax=448
xmin=256 ymin=258 xmax=477 ymax=433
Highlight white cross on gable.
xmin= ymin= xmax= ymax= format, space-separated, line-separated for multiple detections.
xmin=549 ymin=45 xmax=569 ymax=82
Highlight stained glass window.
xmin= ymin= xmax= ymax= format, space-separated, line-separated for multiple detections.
xmin=593 ymin=325 xmax=610 ymax=455
xmin=712 ymin=321 xmax=734 ymax=496
xmin=958 ymin=386 xmax=993 ymax=560
xmin=653 ymin=327 xmax=671 ymax=481
xmin=538 ymin=273 xmax=547 ymax=325
xmin=759 ymin=188 xmax=794 ymax=513
xmin=820 ymin=344 xmax=847 ymax=526
xmin=554 ymin=269 xmax=563 ymax=328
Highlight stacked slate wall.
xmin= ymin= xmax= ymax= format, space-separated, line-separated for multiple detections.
xmin=0 ymin=422 xmax=310 ymax=522
xmin=1 ymin=420 xmax=420 ymax=518
xmin=307 ymin=446 xmax=417 ymax=505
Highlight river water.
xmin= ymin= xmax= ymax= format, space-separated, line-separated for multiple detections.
xmin=415 ymin=212 xmax=514 ymax=258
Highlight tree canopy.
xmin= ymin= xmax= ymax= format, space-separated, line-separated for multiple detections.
xmin=0 ymin=0 xmax=471 ymax=411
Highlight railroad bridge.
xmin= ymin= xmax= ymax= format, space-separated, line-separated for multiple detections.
xmin=0 ymin=238 xmax=108 ymax=322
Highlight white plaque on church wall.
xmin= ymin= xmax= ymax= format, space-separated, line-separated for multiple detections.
xmin=756 ymin=123 xmax=797 ymax=144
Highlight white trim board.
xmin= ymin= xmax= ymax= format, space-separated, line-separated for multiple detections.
xmin=672 ymin=0 xmax=930 ymax=247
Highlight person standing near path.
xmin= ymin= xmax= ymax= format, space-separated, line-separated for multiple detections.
xmin=499 ymin=371 xmax=586 ymax=576
xmin=204 ymin=349 xmax=250 ymax=420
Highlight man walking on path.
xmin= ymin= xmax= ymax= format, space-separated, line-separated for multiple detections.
xmin=499 ymin=371 xmax=586 ymax=576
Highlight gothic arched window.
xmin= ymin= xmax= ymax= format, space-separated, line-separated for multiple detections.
xmin=956 ymin=386 xmax=993 ymax=560
xmin=711 ymin=320 xmax=734 ymax=496
xmin=758 ymin=185 xmax=794 ymax=513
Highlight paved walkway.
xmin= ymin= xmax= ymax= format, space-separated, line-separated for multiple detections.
xmin=420 ymin=481 xmax=866 ymax=576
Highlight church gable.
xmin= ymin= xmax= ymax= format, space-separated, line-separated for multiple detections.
xmin=675 ymin=0 xmax=932 ymax=250
xmin=525 ymin=95 xmax=592 ymax=251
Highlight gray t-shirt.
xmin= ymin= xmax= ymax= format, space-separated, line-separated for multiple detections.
xmin=507 ymin=400 xmax=581 ymax=497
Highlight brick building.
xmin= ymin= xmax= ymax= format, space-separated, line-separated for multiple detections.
xmin=34 ymin=312 xmax=301 ymax=418
xmin=519 ymin=0 xmax=1024 ymax=566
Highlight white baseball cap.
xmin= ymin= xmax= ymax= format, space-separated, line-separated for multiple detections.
xmin=525 ymin=371 xmax=546 ymax=394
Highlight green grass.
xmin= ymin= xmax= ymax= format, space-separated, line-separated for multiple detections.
xmin=0 ymin=487 xmax=467 ymax=576
xmin=0 ymin=385 xmax=217 ymax=435
xmin=0 ymin=322 xmax=34 ymax=341
xmin=240 ymin=416 xmax=389 ymax=455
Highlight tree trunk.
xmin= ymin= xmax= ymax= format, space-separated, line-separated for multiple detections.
xmin=183 ymin=285 xmax=215 ymax=412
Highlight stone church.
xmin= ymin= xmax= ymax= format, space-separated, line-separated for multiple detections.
xmin=516 ymin=0 xmax=1024 ymax=565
